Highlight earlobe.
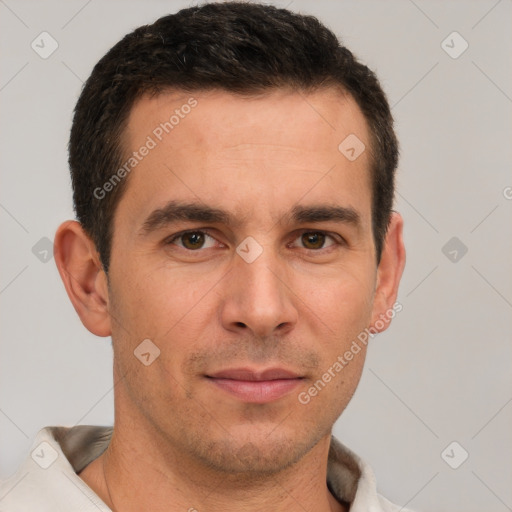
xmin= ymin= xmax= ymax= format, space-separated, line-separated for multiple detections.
xmin=370 ymin=212 xmax=406 ymax=332
xmin=54 ymin=220 xmax=112 ymax=337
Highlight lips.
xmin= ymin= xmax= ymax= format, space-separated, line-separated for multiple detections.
xmin=206 ymin=367 xmax=304 ymax=403
xmin=208 ymin=368 xmax=301 ymax=381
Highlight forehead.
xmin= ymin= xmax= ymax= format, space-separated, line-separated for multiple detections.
xmin=116 ymin=87 xmax=372 ymax=231
xmin=125 ymin=87 xmax=369 ymax=155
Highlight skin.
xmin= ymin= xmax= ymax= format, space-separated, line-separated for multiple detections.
xmin=54 ymin=88 xmax=405 ymax=512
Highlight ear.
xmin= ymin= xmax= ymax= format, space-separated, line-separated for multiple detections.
xmin=54 ymin=220 xmax=111 ymax=337
xmin=370 ymin=212 xmax=406 ymax=332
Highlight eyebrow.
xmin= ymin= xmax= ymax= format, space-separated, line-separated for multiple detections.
xmin=139 ymin=200 xmax=361 ymax=236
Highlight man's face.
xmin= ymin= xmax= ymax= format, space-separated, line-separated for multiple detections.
xmin=107 ymin=88 xmax=381 ymax=473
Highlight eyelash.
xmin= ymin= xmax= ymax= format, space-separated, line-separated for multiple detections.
xmin=165 ymin=229 xmax=343 ymax=253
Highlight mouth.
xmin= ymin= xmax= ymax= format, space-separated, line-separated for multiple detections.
xmin=205 ymin=367 xmax=305 ymax=403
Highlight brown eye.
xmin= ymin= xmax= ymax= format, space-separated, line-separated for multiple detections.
xmin=301 ymin=232 xmax=326 ymax=250
xmin=289 ymin=231 xmax=340 ymax=252
xmin=181 ymin=232 xmax=205 ymax=250
xmin=168 ymin=230 xmax=217 ymax=251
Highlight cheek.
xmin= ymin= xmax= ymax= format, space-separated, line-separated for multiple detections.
xmin=109 ymin=260 xmax=205 ymax=335
xmin=107 ymin=272 xmax=194 ymax=412
xmin=292 ymin=266 xmax=374 ymax=397
xmin=297 ymin=266 xmax=375 ymax=334
xmin=108 ymin=263 xmax=220 ymax=382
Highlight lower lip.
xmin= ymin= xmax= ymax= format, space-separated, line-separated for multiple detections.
xmin=208 ymin=378 xmax=301 ymax=403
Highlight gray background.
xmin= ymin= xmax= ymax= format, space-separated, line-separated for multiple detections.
xmin=1 ymin=1 xmax=511 ymax=510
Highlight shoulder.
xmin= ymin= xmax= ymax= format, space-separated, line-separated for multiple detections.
xmin=328 ymin=435 xmax=416 ymax=512
xmin=0 ymin=426 xmax=112 ymax=512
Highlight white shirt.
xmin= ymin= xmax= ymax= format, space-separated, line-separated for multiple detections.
xmin=0 ymin=426 xmax=412 ymax=511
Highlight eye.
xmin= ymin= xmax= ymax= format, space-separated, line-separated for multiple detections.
xmin=166 ymin=230 xmax=220 ymax=251
xmin=165 ymin=229 xmax=342 ymax=253
xmin=290 ymin=231 xmax=340 ymax=251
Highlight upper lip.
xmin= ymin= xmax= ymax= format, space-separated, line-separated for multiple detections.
xmin=207 ymin=368 xmax=303 ymax=381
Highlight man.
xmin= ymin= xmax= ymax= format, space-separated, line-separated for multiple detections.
xmin=0 ymin=2 xmax=407 ymax=511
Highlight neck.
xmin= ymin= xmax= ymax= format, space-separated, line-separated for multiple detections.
xmin=80 ymin=422 xmax=347 ymax=512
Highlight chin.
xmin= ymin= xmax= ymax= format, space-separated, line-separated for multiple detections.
xmin=186 ymin=424 xmax=328 ymax=477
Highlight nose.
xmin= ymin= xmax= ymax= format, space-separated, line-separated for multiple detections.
xmin=220 ymin=247 xmax=299 ymax=339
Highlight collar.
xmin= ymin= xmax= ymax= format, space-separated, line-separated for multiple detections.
xmin=0 ymin=425 xmax=409 ymax=511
